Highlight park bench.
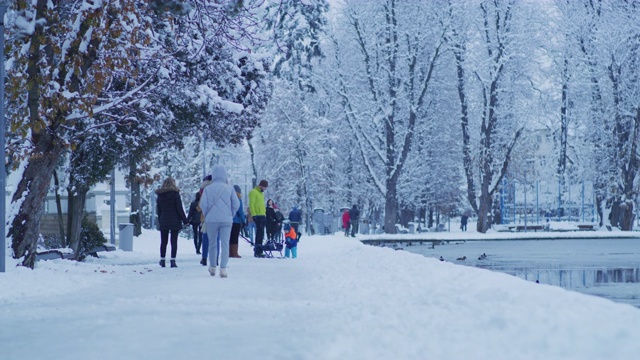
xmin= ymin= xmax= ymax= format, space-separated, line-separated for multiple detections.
xmin=395 ymin=224 xmax=409 ymax=234
xmin=514 ymin=225 xmax=546 ymax=232
xmin=36 ymin=243 xmax=117 ymax=261
xmin=577 ymin=224 xmax=596 ymax=231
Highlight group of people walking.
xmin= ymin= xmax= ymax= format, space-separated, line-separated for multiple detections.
xmin=156 ymin=165 xmax=241 ymax=277
xmin=155 ymin=166 xmax=300 ymax=277
xmin=341 ymin=205 xmax=360 ymax=237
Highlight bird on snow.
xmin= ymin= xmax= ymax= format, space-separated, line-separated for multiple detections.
xmin=456 ymin=256 xmax=466 ymax=261
xmin=439 ymin=256 xmax=444 ymax=261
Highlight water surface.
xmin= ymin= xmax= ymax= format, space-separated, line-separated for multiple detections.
xmin=397 ymin=238 xmax=640 ymax=308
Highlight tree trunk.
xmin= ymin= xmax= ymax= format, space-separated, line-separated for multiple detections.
xmin=67 ymin=187 xmax=88 ymax=259
xmin=383 ymin=179 xmax=398 ymax=234
xmin=596 ymin=194 xmax=606 ymax=227
xmin=9 ymin=135 xmax=64 ymax=268
xmin=557 ymin=57 xmax=569 ymax=212
xmin=53 ymin=170 xmax=66 ymax=246
xmin=247 ymin=138 xmax=258 ymax=188
xmin=477 ymin=193 xmax=493 ymax=233
xmin=8 ymin=0 xmax=55 ymax=269
xmin=620 ymin=201 xmax=634 ymax=231
xmin=129 ymin=160 xmax=142 ymax=236
xmin=618 ymin=107 xmax=640 ymax=231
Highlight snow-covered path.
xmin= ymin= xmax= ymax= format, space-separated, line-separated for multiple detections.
xmin=2 ymin=230 xmax=640 ymax=360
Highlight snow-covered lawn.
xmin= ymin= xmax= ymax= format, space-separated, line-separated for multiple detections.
xmin=2 ymin=229 xmax=640 ymax=360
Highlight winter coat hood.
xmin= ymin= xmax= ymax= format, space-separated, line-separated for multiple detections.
xmin=199 ymin=165 xmax=239 ymax=224
xmin=211 ymin=165 xmax=227 ymax=184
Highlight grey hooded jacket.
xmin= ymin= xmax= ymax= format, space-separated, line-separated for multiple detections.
xmin=199 ymin=165 xmax=240 ymax=224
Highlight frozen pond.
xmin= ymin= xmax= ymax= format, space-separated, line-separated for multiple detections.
xmin=397 ymin=238 xmax=640 ymax=308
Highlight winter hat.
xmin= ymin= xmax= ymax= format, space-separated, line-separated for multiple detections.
xmin=233 ymin=185 xmax=242 ymax=194
xmin=258 ymin=179 xmax=269 ymax=188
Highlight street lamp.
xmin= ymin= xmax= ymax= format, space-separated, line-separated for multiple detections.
xmin=1 ymin=0 xmax=8 ymax=273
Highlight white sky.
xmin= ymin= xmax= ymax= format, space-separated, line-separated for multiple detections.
xmin=1 ymin=228 xmax=640 ymax=360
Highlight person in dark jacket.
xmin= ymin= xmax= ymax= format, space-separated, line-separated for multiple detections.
xmin=349 ymin=204 xmax=360 ymax=237
xmin=198 ymin=175 xmax=213 ymax=266
xmin=155 ymin=177 xmax=188 ymax=268
xmin=266 ymin=199 xmax=278 ymax=241
xmin=229 ymin=185 xmax=246 ymax=258
xmin=288 ymin=206 xmax=302 ymax=240
xmin=187 ymin=192 xmax=202 ymax=254
xmin=460 ymin=214 xmax=468 ymax=232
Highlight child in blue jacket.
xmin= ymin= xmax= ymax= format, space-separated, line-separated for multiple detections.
xmin=283 ymin=221 xmax=298 ymax=258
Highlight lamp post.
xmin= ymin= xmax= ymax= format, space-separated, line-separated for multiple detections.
xmin=110 ymin=169 xmax=116 ymax=245
xmin=1 ymin=0 xmax=8 ymax=273
xmin=524 ymin=169 xmax=528 ymax=232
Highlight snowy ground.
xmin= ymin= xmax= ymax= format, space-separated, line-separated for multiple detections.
xmin=2 ymin=228 xmax=640 ymax=360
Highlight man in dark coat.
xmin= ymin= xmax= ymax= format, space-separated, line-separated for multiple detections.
xmin=349 ymin=205 xmax=360 ymax=237
xmin=156 ymin=177 xmax=188 ymax=268
xmin=289 ymin=206 xmax=302 ymax=240
xmin=187 ymin=192 xmax=202 ymax=254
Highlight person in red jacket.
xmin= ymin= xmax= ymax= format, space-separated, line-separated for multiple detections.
xmin=341 ymin=208 xmax=351 ymax=237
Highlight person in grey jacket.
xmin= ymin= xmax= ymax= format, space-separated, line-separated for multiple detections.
xmin=199 ymin=165 xmax=240 ymax=278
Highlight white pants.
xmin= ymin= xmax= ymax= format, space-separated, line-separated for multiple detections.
xmin=206 ymin=222 xmax=232 ymax=269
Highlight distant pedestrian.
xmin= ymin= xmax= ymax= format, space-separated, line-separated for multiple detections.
xmin=249 ymin=179 xmax=268 ymax=257
xmin=229 ymin=185 xmax=246 ymax=258
xmin=289 ymin=206 xmax=302 ymax=240
xmin=198 ymin=175 xmax=213 ymax=266
xmin=274 ymin=204 xmax=285 ymax=235
xmin=266 ymin=199 xmax=279 ymax=241
xmin=460 ymin=214 xmax=468 ymax=232
xmin=155 ymin=177 xmax=188 ymax=268
xmin=349 ymin=205 xmax=360 ymax=237
xmin=187 ymin=192 xmax=202 ymax=254
xmin=200 ymin=165 xmax=239 ymax=278
xmin=246 ymin=206 xmax=255 ymax=241
xmin=342 ymin=208 xmax=351 ymax=237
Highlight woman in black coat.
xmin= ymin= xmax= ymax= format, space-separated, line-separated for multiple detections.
xmin=156 ymin=177 xmax=188 ymax=268
xmin=266 ymin=199 xmax=278 ymax=241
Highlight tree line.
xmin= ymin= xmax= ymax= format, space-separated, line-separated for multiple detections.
xmin=252 ymin=0 xmax=639 ymax=234
xmin=5 ymin=1 xmax=640 ymax=269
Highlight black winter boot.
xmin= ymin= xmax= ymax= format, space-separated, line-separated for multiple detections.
xmin=170 ymin=260 xmax=177 ymax=268
xmin=200 ymin=258 xmax=207 ymax=266
xmin=159 ymin=259 xmax=166 ymax=268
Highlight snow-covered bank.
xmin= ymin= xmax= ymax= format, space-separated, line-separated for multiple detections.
xmin=1 ymin=229 xmax=640 ymax=360
xmin=359 ymin=227 xmax=640 ymax=242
